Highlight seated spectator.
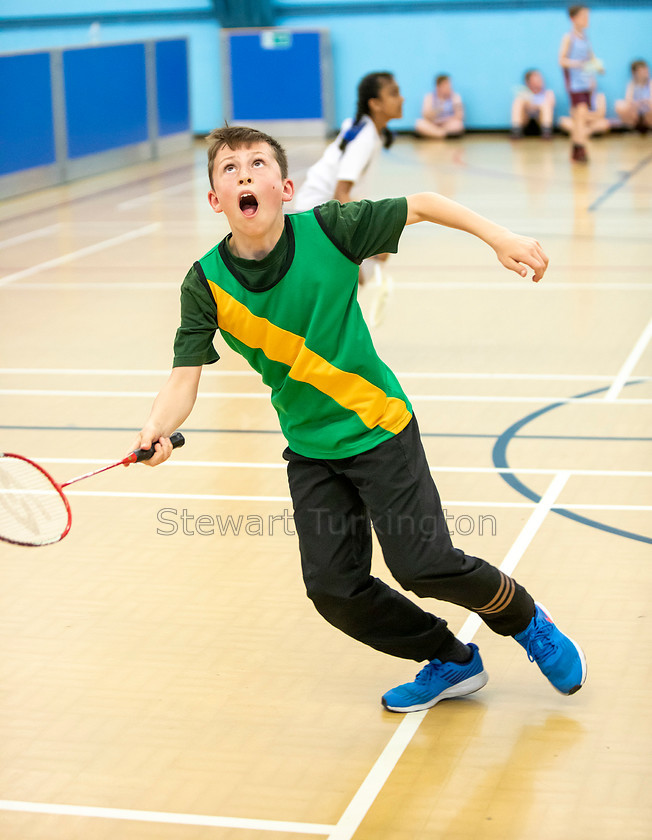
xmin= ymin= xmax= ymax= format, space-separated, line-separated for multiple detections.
xmin=415 ymin=74 xmax=464 ymax=138
xmin=558 ymin=83 xmax=610 ymax=136
xmin=615 ymin=59 xmax=652 ymax=133
xmin=511 ymin=70 xmax=556 ymax=139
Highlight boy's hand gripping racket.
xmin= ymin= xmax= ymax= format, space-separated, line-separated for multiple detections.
xmin=0 ymin=432 xmax=185 ymax=547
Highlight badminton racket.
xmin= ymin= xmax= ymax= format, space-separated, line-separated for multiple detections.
xmin=0 ymin=432 xmax=185 ymax=547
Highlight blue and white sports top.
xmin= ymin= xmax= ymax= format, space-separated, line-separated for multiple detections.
xmin=565 ymin=32 xmax=593 ymax=93
xmin=431 ymin=93 xmax=456 ymax=121
xmin=525 ymin=90 xmax=548 ymax=114
xmin=293 ymin=115 xmax=381 ymax=211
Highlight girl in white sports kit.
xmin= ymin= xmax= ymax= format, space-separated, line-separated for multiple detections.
xmin=294 ymin=71 xmax=403 ymax=288
xmin=294 ymin=114 xmax=381 ymax=212
xmin=294 ymin=71 xmax=403 ymax=211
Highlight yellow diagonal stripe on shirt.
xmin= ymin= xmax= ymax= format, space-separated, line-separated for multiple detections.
xmin=209 ymin=283 xmax=411 ymax=434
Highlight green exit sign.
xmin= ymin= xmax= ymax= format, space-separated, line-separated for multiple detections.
xmin=260 ymin=30 xmax=293 ymax=50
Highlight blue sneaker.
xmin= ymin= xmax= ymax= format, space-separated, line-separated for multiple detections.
xmin=382 ymin=643 xmax=488 ymax=713
xmin=514 ymin=603 xmax=587 ymax=695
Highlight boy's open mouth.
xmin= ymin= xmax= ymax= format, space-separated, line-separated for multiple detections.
xmin=239 ymin=193 xmax=259 ymax=217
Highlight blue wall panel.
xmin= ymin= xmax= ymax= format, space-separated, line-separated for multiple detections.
xmin=229 ymin=31 xmax=323 ymax=120
xmin=156 ymin=38 xmax=190 ymax=135
xmin=0 ymin=52 xmax=56 ymax=175
xmin=276 ymin=7 xmax=652 ymax=129
xmin=63 ymin=42 xmax=148 ymax=157
xmin=0 ymin=23 xmax=220 ymax=135
xmin=2 ymin=5 xmax=651 ymax=139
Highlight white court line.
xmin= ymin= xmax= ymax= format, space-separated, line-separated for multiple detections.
xmin=2 ymin=388 xmax=650 ymax=405
xmin=3 ymin=485 xmax=648 ymax=511
xmin=327 ymin=472 xmax=571 ymax=840
xmin=605 ymin=316 xmax=652 ymax=401
xmin=0 ymin=475 xmax=645 ymax=837
xmin=117 ymin=181 xmax=192 ymax=210
xmin=117 ymin=164 xmax=314 ymax=211
xmin=0 ymin=224 xmax=160 ymax=287
xmin=6 ymin=282 xmax=179 ymax=290
xmin=0 ymin=389 xmax=172 ymax=397
xmin=29 ymin=458 xmax=652 ymax=479
xmin=14 ymin=489 xmax=643 ymax=511
xmin=395 ymin=372 xmax=648 ymax=382
xmin=396 ymin=281 xmax=652 ymax=291
xmin=0 ymin=801 xmax=333 ymax=835
xmin=6 ymin=280 xmax=652 ymax=291
xmin=0 ymin=224 xmax=61 ymax=251
xmin=4 ymin=368 xmax=651 ymax=382
xmin=553 ymin=504 xmax=652 ymax=511
xmin=0 ymin=489 xmax=517 ymax=506
xmin=0 ymin=368 xmax=204 ymax=376
xmin=399 ymin=395 xmax=652 ymax=405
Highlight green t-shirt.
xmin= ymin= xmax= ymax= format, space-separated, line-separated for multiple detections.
xmin=173 ymin=198 xmax=411 ymax=458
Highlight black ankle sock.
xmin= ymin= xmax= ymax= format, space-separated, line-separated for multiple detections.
xmin=437 ymin=638 xmax=472 ymax=664
xmin=511 ymin=604 xmax=537 ymax=637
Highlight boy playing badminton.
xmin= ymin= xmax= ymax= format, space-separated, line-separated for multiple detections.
xmin=133 ymin=126 xmax=586 ymax=713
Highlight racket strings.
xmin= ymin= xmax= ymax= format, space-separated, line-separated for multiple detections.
xmin=0 ymin=455 xmax=69 ymax=546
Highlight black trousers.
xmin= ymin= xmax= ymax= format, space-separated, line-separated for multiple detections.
xmin=285 ymin=417 xmax=535 ymax=662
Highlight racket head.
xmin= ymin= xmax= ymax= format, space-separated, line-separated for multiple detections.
xmin=0 ymin=453 xmax=71 ymax=546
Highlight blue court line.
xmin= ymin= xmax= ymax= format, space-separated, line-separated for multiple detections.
xmin=1 ymin=424 xmax=650 ymax=443
xmin=492 ymin=381 xmax=652 ymax=545
xmin=588 ymin=153 xmax=652 ymax=212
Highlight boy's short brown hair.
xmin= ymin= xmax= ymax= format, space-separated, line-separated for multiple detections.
xmin=631 ymin=59 xmax=648 ymax=74
xmin=568 ymin=5 xmax=588 ymax=18
xmin=206 ymin=126 xmax=289 ymax=189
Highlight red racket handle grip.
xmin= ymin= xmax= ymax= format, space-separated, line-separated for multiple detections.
xmin=133 ymin=432 xmax=185 ymax=463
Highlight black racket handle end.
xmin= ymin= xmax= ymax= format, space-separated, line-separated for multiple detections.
xmin=134 ymin=431 xmax=185 ymax=463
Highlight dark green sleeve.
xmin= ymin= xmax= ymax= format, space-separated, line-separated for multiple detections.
xmin=172 ymin=263 xmax=220 ymax=367
xmin=313 ymin=197 xmax=408 ymax=264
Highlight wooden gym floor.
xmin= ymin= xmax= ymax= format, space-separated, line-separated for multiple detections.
xmin=0 ymin=133 xmax=651 ymax=840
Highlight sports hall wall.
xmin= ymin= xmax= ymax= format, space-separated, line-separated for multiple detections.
xmin=1 ymin=0 xmax=651 ymax=135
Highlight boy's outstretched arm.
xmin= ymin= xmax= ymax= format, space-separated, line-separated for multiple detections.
xmin=131 ymin=365 xmax=202 ymax=466
xmin=405 ymin=192 xmax=549 ymax=282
